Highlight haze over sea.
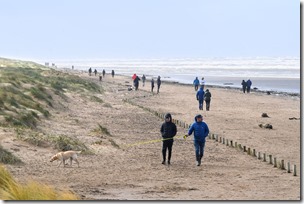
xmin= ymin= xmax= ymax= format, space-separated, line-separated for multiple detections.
xmin=50 ymin=56 xmax=300 ymax=94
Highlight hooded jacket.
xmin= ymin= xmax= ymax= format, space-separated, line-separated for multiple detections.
xmin=160 ymin=113 xmax=177 ymax=139
xmin=196 ymin=87 xmax=205 ymax=101
xmin=188 ymin=115 xmax=209 ymax=142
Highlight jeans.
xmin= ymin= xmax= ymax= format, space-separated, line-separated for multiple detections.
xmin=194 ymin=140 xmax=206 ymax=160
xmin=198 ymin=100 xmax=204 ymax=110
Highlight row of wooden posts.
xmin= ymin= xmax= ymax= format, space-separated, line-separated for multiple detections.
xmin=125 ymin=98 xmax=297 ymax=176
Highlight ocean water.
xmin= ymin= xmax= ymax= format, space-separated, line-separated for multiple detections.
xmin=51 ymin=57 xmax=300 ymax=94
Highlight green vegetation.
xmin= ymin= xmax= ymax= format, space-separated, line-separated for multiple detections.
xmin=0 ymin=145 xmax=22 ymax=164
xmin=0 ymin=165 xmax=78 ymax=200
xmin=0 ymin=57 xmax=103 ymax=129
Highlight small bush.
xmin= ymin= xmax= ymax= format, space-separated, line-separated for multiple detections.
xmin=0 ymin=145 xmax=22 ymax=164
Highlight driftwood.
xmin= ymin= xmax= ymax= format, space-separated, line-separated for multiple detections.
xmin=259 ymin=123 xmax=273 ymax=129
xmin=261 ymin=113 xmax=270 ymax=118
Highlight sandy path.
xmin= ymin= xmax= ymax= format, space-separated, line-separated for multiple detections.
xmin=1 ymin=71 xmax=300 ymax=200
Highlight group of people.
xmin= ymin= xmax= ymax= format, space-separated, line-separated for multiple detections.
xmin=132 ymin=74 xmax=161 ymax=93
xmin=241 ymin=79 xmax=252 ymax=93
xmin=161 ymin=113 xmax=209 ymax=166
xmin=88 ymin=68 xmax=115 ymax=79
xmin=193 ymin=77 xmax=212 ymax=111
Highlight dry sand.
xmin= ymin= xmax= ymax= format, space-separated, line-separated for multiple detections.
xmin=0 ymin=70 xmax=301 ymax=200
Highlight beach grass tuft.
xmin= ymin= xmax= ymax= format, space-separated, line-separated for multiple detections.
xmin=0 ymin=165 xmax=78 ymax=200
xmin=0 ymin=145 xmax=22 ymax=164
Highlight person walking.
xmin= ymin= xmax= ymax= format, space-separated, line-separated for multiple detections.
xmin=134 ymin=75 xmax=140 ymax=90
xmin=200 ymin=77 xmax=206 ymax=90
xmin=204 ymin=89 xmax=212 ymax=111
xmin=185 ymin=114 xmax=209 ymax=166
xmin=157 ymin=76 xmax=161 ymax=94
xmin=142 ymin=74 xmax=146 ymax=87
xmin=111 ymin=70 xmax=115 ymax=78
xmin=193 ymin=77 xmax=200 ymax=91
xmin=241 ymin=80 xmax=247 ymax=93
xmin=94 ymin=69 xmax=98 ymax=76
xmin=151 ymin=78 xmax=155 ymax=93
xmin=88 ymin=67 xmax=92 ymax=76
xmin=102 ymin=69 xmax=106 ymax=77
xmin=196 ymin=86 xmax=205 ymax=110
xmin=246 ymin=79 xmax=252 ymax=93
xmin=160 ymin=113 xmax=177 ymax=165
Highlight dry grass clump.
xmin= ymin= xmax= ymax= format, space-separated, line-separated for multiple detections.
xmin=0 ymin=165 xmax=78 ymax=200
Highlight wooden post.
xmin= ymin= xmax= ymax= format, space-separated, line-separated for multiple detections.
xmin=243 ymin=146 xmax=246 ymax=152
xmin=219 ymin=137 xmax=222 ymax=143
xmin=293 ymin=165 xmax=297 ymax=176
xmin=226 ymin=139 xmax=229 ymax=146
xmin=263 ymin=153 xmax=266 ymax=162
xmin=269 ymin=155 xmax=272 ymax=164
xmin=281 ymin=160 xmax=285 ymax=170
xmin=223 ymin=138 xmax=225 ymax=144
xmin=215 ymin=135 xmax=218 ymax=142
xmin=287 ymin=162 xmax=291 ymax=173
xmin=230 ymin=140 xmax=233 ymax=147
xmin=274 ymin=157 xmax=277 ymax=167
xmin=212 ymin=134 xmax=215 ymax=140
xmin=235 ymin=142 xmax=237 ymax=149
xmin=258 ymin=152 xmax=261 ymax=160
xmin=247 ymin=147 xmax=251 ymax=155
xmin=253 ymin=149 xmax=256 ymax=157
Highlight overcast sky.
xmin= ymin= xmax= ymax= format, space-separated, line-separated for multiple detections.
xmin=0 ymin=0 xmax=300 ymax=60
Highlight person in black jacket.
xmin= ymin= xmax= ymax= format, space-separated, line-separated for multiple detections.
xmin=241 ymin=80 xmax=247 ymax=93
xmin=160 ymin=113 xmax=177 ymax=165
xmin=204 ymin=89 xmax=212 ymax=111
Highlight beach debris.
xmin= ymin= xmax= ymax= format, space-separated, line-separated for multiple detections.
xmin=253 ymin=87 xmax=258 ymax=90
xmin=261 ymin=113 xmax=270 ymax=118
xmin=267 ymin=91 xmax=271 ymax=95
xmin=289 ymin=117 xmax=300 ymax=120
xmin=258 ymin=123 xmax=273 ymax=129
xmin=128 ymin=87 xmax=133 ymax=91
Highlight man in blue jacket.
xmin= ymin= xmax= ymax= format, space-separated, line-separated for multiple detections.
xmin=196 ymin=86 xmax=205 ymax=110
xmin=193 ymin=77 xmax=200 ymax=91
xmin=186 ymin=114 xmax=210 ymax=166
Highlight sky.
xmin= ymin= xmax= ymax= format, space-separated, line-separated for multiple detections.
xmin=0 ymin=0 xmax=300 ymax=60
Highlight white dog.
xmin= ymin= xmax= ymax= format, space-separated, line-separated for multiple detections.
xmin=50 ymin=150 xmax=81 ymax=167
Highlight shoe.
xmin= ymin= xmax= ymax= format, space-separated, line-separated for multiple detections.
xmin=162 ymin=161 xmax=165 ymax=165
xmin=196 ymin=161 xmax=200 ymax=166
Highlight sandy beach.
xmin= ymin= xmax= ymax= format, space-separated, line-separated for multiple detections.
xmin=1 ymin=70 xmax=300 ymax=200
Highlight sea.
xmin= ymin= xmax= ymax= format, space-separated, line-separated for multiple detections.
xmin=49 ymin=57 xmax=300 ymax=95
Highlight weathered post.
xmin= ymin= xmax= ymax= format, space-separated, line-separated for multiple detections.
xmin=219 ymin=137 xmax=222 ymax=143
xmin=247 ymin=147 xmax=251 ymax=155
xmin=258 ymin=152 xmax=261 ymax=160
xmin=269 ymin=155 xmax=272 ymax=164
xmin=223 ymin=138 xmax=225 ymax=144
xmin=230 ymin=140 xmax=233 ymax=147
xmin=287 ymin=162 xmax=291 ymax=173
xmin=253 ymin=149 xmax=256 ymax=157
xmin=293 ymin=165 xmax=297 ymax=176
xmin=226 ymin=139 xmax=229 ymax=146
xmin=281 ymin=160 xmax=285 ymax=170
xmin=243 ymin=146 xmax=246 ymax=152
xmin=274 ymin=157 xmax=277 ymax=167
xmin=215 ymin=135 xmax=218 ymax=142
xmin=235 ymin=142 xmax=238 ymax=149
xmin=263 ymin=153 xmax=266 ymax=162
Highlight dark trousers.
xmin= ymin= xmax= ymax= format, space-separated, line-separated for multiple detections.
xmin=247 ymin=86 xmax=251 ymax=93
xmin=162 ymin=140 xmax=173 ymax=162
xmin=194 ymin=85 xmax=198 ymax=91
xmin=194 ymin=140 xmax=206 ymax=161
xmin=198 ymin=99 xmax=204 ymax=110
xmin=205 ymin=99 xmax=211 ymax=111
xmin=242 ymin=86 xmax=246 ymax=93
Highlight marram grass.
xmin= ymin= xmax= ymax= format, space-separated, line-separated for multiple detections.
xmin=0 ymin=165 xmax=78 ymax=200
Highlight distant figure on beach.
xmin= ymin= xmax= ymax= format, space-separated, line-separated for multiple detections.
xmin=160 ymin=113 xmax=177 ymax=165
xmin=88 ymin=67 xmax=92 ymax=76
xmin=111 ymin=70 xmax=115 ymax=78
xmin=241 ymin=80 xmax=247 ymax=93
xmin=204 ymin=89 xmax=212 ymax=111
xmin=185 ymin=114 xmax=209 ymax=166
xmin=142 ymin=74 xmax=146 ymax=87
xmin=246 ymin=79 xmax=252 ymax=93
xmin=94 ymin=69 xmax=97 ymax=76
xmin=151 ymin=78 xmax=155 ymax=92
xmin=132 ymin=74 xmax=137 ymax=87
xmin=99 ymin=75 xmax=102 ymax=82
xmin=200 ymin=77 xmax=205 ymax=90
xmin=193 ymin=77 xmax=200 ymax=91
xmin=196 ymin=86 xmax=205 ymax=110
xmin=72 ymin=65 xmax=74 ymax=70
xmin=157 ymin=76 xmax=161 ymax=94
xmin=134 ymin=75 xmax=140 ymax=90
xmin=102 ymin=69 xmax=106 ymax=77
